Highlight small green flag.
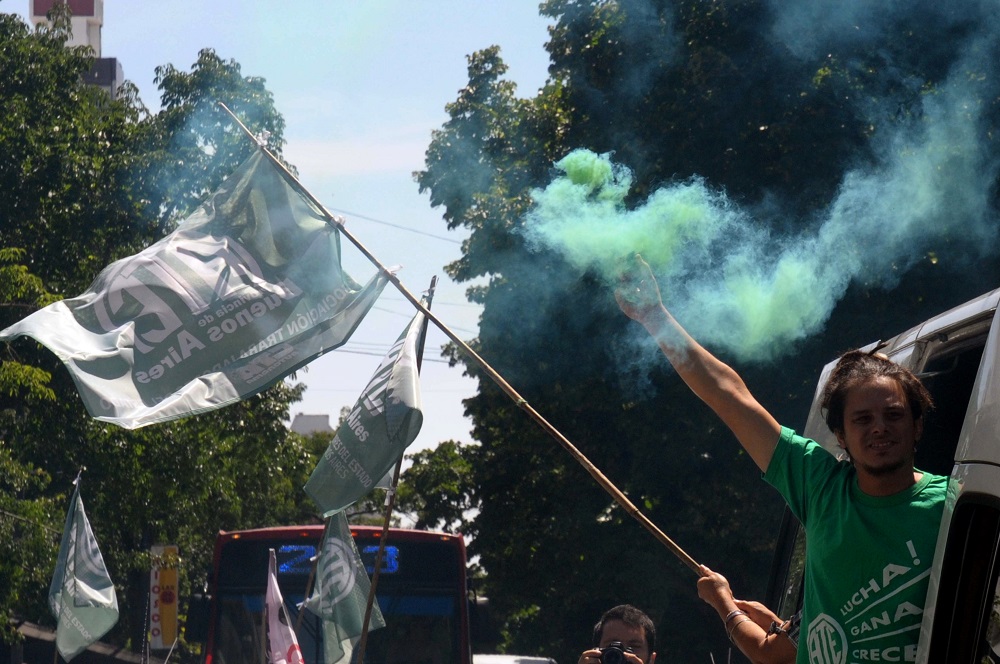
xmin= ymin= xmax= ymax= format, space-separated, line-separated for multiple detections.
xmin=48 ymin=482 xmax=119 ymax=662
xmin=303 ymin=512 xmax=386 ymax=664
xmin=304 ymin=307 xmax=425 ymax=515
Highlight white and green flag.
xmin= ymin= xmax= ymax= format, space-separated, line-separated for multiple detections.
xmin=0 ymin=150 xmax=386 ymax=429
xmin=49 ymin=482 xmax=119 ymax=662
xmin=303 ymin=512 xmax=386 ymax=664
xmin=266 ymin=549 xmax=304 ymax=664
xmin=304 ymin=307 xmax=426 ymax=515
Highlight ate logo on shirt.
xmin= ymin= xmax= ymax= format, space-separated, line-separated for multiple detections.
xmin=805 ymin=612 xmax=920 ymax=664
xmin=805 ymin=614 xmax=847 ymax=664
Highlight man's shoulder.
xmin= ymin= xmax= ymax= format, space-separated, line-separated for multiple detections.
xmin=777 ymin=426 xmax=819 ymax=451
xmin=769 ymin=425 xmax=852 ymax=489
xmin=776 ymin=426 xmax=844 ymax=467
xmin=919 ymin=471 xmax=949 ymax=499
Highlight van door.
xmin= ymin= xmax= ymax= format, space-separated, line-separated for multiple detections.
xmin=917 ymin=300 xmax=1000 ymax=662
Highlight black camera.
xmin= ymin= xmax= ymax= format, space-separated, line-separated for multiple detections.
xmin=600 ymin=641 xmax=633 ymax=664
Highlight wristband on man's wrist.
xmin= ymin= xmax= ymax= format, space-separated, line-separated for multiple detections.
xmin=727 ymin=616 xmax=753 ymax=643
xmin=724 ymin=609 xmax=747 ymax=626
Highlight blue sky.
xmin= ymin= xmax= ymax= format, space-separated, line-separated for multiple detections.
xmin=8 ymin=1 xmax=553 ymax=450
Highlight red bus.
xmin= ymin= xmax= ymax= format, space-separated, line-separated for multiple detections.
xmin=195 ymin=525 xmax=473 ymax=664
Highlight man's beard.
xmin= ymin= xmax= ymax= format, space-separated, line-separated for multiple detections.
xmin=857 ymin=455 xmax=910 ymax=477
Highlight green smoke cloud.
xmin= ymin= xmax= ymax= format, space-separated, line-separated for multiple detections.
xmin=522 ymin=54 xmax=998 ymax=361
xmin=524 ymin=149 xmax=739 ymax=281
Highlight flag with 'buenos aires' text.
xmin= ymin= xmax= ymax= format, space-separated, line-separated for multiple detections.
xmin=304 ymin=306 xmax=426 ymax=515
xmin=0 ymin=150 xmax=386 ymax=429
xmin=49 ymin=482 xmax=119 ymax=662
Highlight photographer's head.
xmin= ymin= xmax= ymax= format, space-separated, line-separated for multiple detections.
xmin=591 ymin=605 xmax=656 ymax=664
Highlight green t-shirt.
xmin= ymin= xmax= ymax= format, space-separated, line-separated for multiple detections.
xmin=764 ymin=427 xmax=947 ymax=664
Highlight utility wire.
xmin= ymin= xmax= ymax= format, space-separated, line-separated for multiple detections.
xmin=371 ymin=305 xmax=477 ymax=335
xmin=328 ymin=207 xmax=462 ymax=244
xmin=332 ymin=348 xmax=451 ymax=363
xmin=381 ymin=294 xmax=480 ymax=308
xmin=0 ymin=508 xmax=60 ymax=535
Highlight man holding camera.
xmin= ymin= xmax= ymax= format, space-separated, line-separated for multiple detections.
xmin=578 ymin=605 xmax=657 ymax=664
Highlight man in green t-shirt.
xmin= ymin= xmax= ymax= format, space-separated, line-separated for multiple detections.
xmin=615 ymin=256 xmax=947 ymax=664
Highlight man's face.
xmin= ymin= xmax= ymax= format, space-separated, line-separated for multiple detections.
xmin=598 ymin=620 xmax=654 ymax=664
xmin=836 ymin=375 xmax=921 ymax=491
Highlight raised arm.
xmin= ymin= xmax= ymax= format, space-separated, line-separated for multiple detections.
xmin=615 ymin=255 xmax=781 ymax=472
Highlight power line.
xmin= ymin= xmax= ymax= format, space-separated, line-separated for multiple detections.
xmin=333 ymin=347 xmax=452 ymax=363
xmin=328 ymin=206 xmax=462 ymax=244
xmin=303 ymin=386 xmax=473 ymax=394
xmin=381 ymin=294 xmax=480 ymax=309
xmin=0 ymin=508 xmax=60 ymax=535
xmin=371 ymin=305 xmax=478 ymax=336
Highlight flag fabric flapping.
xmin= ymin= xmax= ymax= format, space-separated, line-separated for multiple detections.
xmin=304 ymin=307 xmax=426 ymax=515
xmin=267 ymin=548 xmax=304 ymax=664
xmin=49 ymin=483 xmax=119 ymax=662
xmin=0 ymin=151 xmax=386 ymax=429
xmin=303 ymin=512 xmax=386 ymax=664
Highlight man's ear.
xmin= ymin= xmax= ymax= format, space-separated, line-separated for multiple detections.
xmin=835 ymin=430 xmax=846 ymax=448
xmin=915 ymin=416 xmax=924 ymax=442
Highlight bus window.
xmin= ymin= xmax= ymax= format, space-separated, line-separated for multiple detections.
xmin=201 ymin=527 xmax=470 ymax=664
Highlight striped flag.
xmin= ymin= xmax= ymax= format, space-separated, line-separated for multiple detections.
xmin=48 ymin=482 xmax=119 ymax=662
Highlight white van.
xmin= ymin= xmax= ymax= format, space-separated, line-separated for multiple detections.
xmin=473 ymin=655 xmax=557 ymax=664
xmin=765 ymin=287 xmax=1000 ymax=663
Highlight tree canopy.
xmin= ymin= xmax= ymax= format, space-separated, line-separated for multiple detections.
xmin=417 ymin=1 xmax=1000 ymax=661
xmin=0 ymin=11 xmax=313 ymax=656
xmin=5 ymin=2 xmax=1000 ymax=663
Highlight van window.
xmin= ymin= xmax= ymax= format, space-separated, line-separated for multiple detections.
xmin=916 ymin=340 xmax=985 ymax=476
xmin=769 ymin=512 xmax=805 ymax=621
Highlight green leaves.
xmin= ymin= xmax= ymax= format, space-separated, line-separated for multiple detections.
xmin=0 ymin=442 xmax=58 ymax=644
xmin=148 ymin=48 xmax=288 ymax=227
xmin=0 ymin=15 xmax=308 ymax=656
xmin=415 ymin=1 xmax=1000 ymax=661
xmin=397 ymin=441 xmax=477 ymax=532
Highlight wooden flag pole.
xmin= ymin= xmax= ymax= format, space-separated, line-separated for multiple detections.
xmin=217 ymin=103 xmax=702 ymax=576
xmin=354 ymin=458 xmax=402 ymax=664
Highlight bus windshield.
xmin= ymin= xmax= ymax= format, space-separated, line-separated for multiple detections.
xmin=205 ymin=526 xmax=470 ymax=664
